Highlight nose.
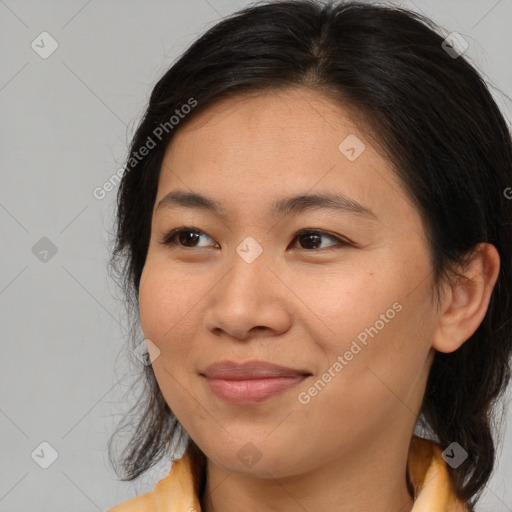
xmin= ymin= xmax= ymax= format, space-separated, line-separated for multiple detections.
xmin=203 ymin=245 xmax=292 ymax=341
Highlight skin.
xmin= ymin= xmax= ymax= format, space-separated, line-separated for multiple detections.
xmin=138 ymin=87 xmax=500 ymax=512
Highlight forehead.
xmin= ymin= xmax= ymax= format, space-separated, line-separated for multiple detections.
xmin=156 ymin=87 xmax=417 ymax=227
xmin=167 ymin=87 xmax=375 ymax=157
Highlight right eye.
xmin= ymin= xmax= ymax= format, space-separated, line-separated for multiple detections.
xmin=159 ymin=227 xmax=219 ymax=249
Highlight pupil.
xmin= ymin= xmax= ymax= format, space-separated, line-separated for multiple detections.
xmin=181 ymin=231 xmax=198 ymax=246
xmin=301 ymin=233 xmax=320 ymax=249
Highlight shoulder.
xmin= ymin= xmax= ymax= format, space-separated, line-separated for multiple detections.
xmin=105 ymin=451 xmax=202 ymax=512
xmin=106 ymin=490 xmax=155 ymax=512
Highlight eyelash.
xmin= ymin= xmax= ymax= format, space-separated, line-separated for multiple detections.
xmin=159 ymin=226 xmax=352 ymax=251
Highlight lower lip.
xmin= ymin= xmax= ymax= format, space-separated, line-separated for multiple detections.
xmin=203 ymin=375 xmax=308 ymax=404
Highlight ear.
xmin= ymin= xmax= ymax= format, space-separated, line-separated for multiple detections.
xmin=432 ymin=243 xmax=500 ymax=354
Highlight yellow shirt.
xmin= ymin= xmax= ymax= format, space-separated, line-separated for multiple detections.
xmin=107 ymin=435 xmax=469 ymax=511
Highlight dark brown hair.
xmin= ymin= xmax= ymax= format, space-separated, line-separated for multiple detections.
xmin=107 ymin=1 xmax=512 ymax=509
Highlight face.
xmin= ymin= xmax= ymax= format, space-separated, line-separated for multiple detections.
xmin=138 ymin=87 xmax=439 ymax=478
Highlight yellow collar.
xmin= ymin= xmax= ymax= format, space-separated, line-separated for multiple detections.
xmin=107 ymin=435 xmax=469 ymax=511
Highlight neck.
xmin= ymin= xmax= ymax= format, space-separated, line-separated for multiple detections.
xmin=199 ymin=433 xmax=415 ymax=512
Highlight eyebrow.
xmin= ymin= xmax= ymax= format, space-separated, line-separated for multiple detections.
xmin=155 ymin=190 xmax=378 ymax=221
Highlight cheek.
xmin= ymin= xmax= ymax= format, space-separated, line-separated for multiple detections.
xmin=138 ymin=264 xmax=201 ymax=422
xmin=138 ymin=261 xmax=200 ymax=347
xmin=307 ymin=287 xmax=433 ymax=423
xmin=307 ymin=247 xmax=431 ymax=354
xmin=290 ymin=264 xmax=395 ymax=354
xmin=297 ymin=259 xmax=433 ymax=405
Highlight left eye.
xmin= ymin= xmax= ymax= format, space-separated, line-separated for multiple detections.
xmin=160 ymin=227 xmax=350 ymax=251
xmin=292 ymin=230 xmax=349 ymax=250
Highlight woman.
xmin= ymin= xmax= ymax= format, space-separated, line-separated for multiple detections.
xmin=106 ymin=1 xmax=512 ymax=511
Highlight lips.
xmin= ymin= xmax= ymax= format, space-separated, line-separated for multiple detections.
xmin=200 ymin=360 xmax=311 ymax=379
xmin=200 ymin=360 xmax=311 ymax=404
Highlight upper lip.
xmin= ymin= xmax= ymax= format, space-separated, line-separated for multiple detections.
xmin=200 ymin=360 xmax=311 ymax=380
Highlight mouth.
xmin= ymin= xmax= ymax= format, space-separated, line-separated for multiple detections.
xmin=199 ymin=360 xmax=312 ymax=404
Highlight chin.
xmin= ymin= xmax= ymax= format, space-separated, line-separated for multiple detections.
xmin=201 ymin=440 xmax=303 ymax=479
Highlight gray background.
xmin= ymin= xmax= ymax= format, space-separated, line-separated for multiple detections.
xmin=0 ymin=0 xmax=511 ymax=510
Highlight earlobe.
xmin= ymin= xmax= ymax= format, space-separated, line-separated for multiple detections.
xmin=431 ymin=243 xmax=500 ymax=354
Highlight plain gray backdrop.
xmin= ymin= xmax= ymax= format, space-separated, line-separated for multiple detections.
xmin=1 ymin=0 xmax=511 ymax=510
